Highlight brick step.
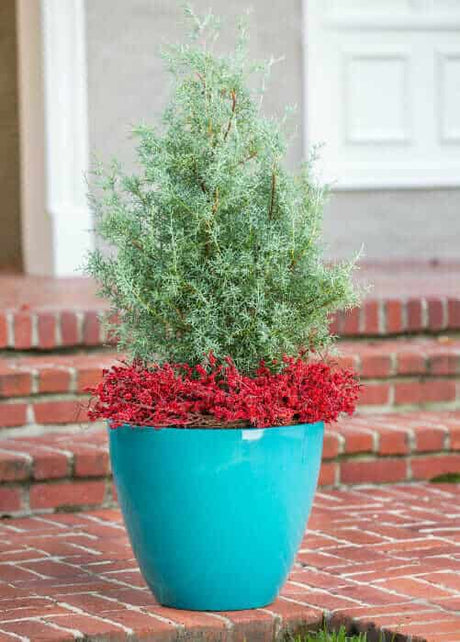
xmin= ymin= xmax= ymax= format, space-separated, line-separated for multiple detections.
xmin=0 ymin=411 xmax=458 ymax=516
xmin=1 ymin=337 xmax=459 ymax=431
xmin=339 ymin=336 xmax=460 ymax=410
xmin=1 ymin=295 xmax=459 ymax=352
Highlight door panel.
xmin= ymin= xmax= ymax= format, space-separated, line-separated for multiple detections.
xmin=305 ymin=0 xmax=460 ymax=188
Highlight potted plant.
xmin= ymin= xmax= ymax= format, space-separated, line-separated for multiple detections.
xmin=85 ymin=9 xmax=360 ymax=612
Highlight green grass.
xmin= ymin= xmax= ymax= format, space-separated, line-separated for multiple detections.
xmin=430 ymin=472 xmax=460 ymax=483
xmin=287 ymin=627 xmax=366 ymax=641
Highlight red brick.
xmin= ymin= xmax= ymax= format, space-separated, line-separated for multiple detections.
xmin=33 ymin=451 xmax=70 ymax=480
xmin=342 ymin=307 xmax=360 ymax=336
xmin=29 ymin=480 xmax=106 ymax=509
xmin=411 ymin=454 xmax=460 ymax=481
xmin=0 ymin=403 xmax=27 ymax=427
xmin=364 ymin=300 xmax=379 ymax=334
xmin=422 ymin=379 xmax=456 ymax=403
xmin=13 ymin=311 xmax=33 ymax=349
xmin=361 ymin=354 xmax=392 ymax=378
xmin=359 ymin=383 xmax=390 ymax=406
xmin=0 ymin=620 xmax=74 ymax=641
xmin=340 ymin=458 xmax=407 ymax=484
xmin=323 ymin=431 xmax=340 ymax=459
xmin=385 ymin=299 xmax=403 ymax=333
xmin=0 ymin=597 xmax=70 ymax=620
xmin=427 ymin=297 xmax=445 ymax=331
xmin=340 ymin=428 xmax=374 ymax=454
xmin=77 ymin=366 xmax=103 ymax=392
xmin=38 ymin=312 xmax=57 ymax=348
xmin=449 ymin=423 xmax=460 ymax=450
xmin=429 ymin=352 xmax=460 ymax=376
xmin=145 ymin=605 xmax=226 ymax=640
xmin=415 ymin=426 xmax=446 ymax=452
xmin=74 ymin=447 xmax=109 ymax=477
xmin=22 ymin=559 xmax=81 ymax=579
xmin=33 ymin=400 xmax=87 ymax=425
xmin=0 ymin=370 xmax=32 ymax=397
xmin=0 ymin=486 xmax=22 ymax=512
xmin=328 ymin=312 xmax=340 ymax=336
xmin=378 ymin=427 xmax=409 ymax=455
xmin=420 ymin=571 xmax=460 ymax=592
xmin=0 ymin=312 xmax=7 ymax=348
xmin=379 ymin=576 xmax=455 ymax=600
xmin=318 ymin=462 xmax=336 ymax=486
xmin=83 ymin=311 xmax=101 ymax=345
xmin=395 ymin=381 xmax=423 ymax=405
xmin=111 ymin=479 xmax=118 ymax=502
xmin=0 ymin=452 xmax=30 ymax=481
xmin=213 ymin=610 xmax=274 ymax=642
xmin=97 ymin=610 xmax=178 ymax=636
xmin=410 ymin=622 xmax=460 ymax=639
xmin=259 ymin=597 xmax=322 ymax=625
xmin=397 ymin=351 xmax=426 ymax=375
xmin=60 ymin=310 xmax=79 ymax=346
xmin=39 ymin=368 xmax=71 ymax=393
xmin=336 ymin=355 xmax=358 ymax=372
xmin=447 ymin=298 xmax=460 ymax=329
xmin=149 ymin=610 xmax=214 ymax=636
xmin=407 ymin=298 xmax=424 ymax=332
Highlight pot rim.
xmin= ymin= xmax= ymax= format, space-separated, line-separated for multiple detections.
xmin=108 ymin=420 xmax=324 ymax=434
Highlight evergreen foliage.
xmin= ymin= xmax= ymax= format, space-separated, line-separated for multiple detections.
xmin=86 ymin=8 xmax=359 ymax=374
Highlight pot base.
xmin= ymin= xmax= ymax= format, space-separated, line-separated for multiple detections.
xmin=155 ymin=592 xmax=276 ymax=612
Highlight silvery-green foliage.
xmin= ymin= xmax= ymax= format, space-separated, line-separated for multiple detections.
xmin=86 ymin=9 xmax=359 ymax=374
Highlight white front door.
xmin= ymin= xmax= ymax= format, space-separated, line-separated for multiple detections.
xmin=304 ymin=0 xmax=460 ymax=188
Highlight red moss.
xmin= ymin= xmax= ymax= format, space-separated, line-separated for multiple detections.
xmin=87 ymin=354 xmax=361 ymax=429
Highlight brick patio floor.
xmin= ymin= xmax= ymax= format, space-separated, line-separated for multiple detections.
xmin=0 ymin=483 xmax=458 ymax=641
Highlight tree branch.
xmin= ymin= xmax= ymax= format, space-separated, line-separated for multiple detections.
xmin=268 ymin=169 xmax=277 ymax=220
xmin=223 ymin=90 xmax=237 ymax=141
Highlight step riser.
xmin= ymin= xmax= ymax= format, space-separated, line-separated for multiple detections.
xmin=1 ymin=296 xmax=460 ymax=351
xmin=2 ymin=453 xmax=458 ymax=518
xmin=1 ymin=415 xmax=458 ymax=517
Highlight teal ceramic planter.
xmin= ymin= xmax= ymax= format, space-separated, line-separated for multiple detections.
xmin=109 ymin=421 xmax=324 ymax=611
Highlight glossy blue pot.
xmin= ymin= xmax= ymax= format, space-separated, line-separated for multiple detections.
xmin=109 ymin=421 xmax=324 ymax=611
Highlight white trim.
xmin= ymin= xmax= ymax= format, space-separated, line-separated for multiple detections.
xmin=329 ymin=175 xmax=460 ymax=191
xmin=323 ymin=12 xmax=460 ymax=32
xmin=41 ymin=0 xmax=92 ymax=276
xmin=301 ymin=0 xmax=310 ymax=160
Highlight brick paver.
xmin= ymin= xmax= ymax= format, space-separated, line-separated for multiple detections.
xmin=0 ymin=483 xmax=458 ymax=641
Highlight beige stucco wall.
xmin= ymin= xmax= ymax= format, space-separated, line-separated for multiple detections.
xmin=324 ymin=189 xmax=460 ymax=262
xmin=85 ymin=0 xmax=303 ymax=170
xmin=85 ymin=1 xmax=460 ymax=263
